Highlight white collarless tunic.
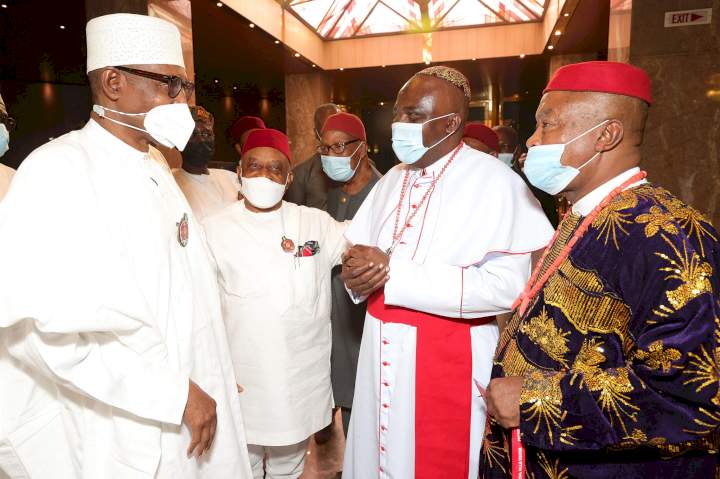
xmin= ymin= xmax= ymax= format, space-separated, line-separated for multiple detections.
xmin=203 ymin=201 xmax=348 ymax=446
xmin=0 ymin=120 xmax=252 ymax=479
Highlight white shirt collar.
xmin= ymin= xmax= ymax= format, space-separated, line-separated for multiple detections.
xmin=571 ymin=167 xmax=646 ymax=216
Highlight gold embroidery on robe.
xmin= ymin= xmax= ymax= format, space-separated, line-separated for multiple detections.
xmin=520 ymin=308 xmax=571 ymax=367
xmin=636 ymin=205 xmax=679 ymax=238
xmin=654 ymin=235 xmax=713 ymax=317
xmin=521 ymin=370 xmax=565 ymax=444
xmin=684 ymin=316 xmax=720 ymax=407
xmin=570 ymin=339 xmax=639 ymax=435
xmin=544 ymin=260 xmax=633 ymax=354
xmin=482 ymin=435 xmax=508 ymax=474
xmin=499 ymin=338 xmax=535 ymax=376
xmin=655 ymin=190 xmax=717 ymax=256
xmin=536 ymin=451 xmax=569 ymax=479
xmin=532 ymin=214 xmax=581 ymax=287
xmin=634 ymin=340 xmax=682 ymax=373
xmin=591 ymin=191 xmax=637 ymax=249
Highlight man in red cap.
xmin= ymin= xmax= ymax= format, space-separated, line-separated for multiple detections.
xmin=314 ymin=112 xmax=382 ymax=442
xmin=284 ymin=103 xmax=340 ymax=209
xmin=229 ymin=115 xmax=265 ymax=158
xmin=483 ymin=61 xmax=720 ymax=478
xmin=203 ymin=128 xmax=349 ymax=479
xmin=463 ymin=121 xmax=500 ymax=157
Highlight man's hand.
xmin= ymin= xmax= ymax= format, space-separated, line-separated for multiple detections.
xmin=485 ymin=376 xmax=523 ymax=429
xmin=341 ymin=245 xmax=390 ymax=298
xmin=236 ymin=384 xmax=244 ymax=393
xmin=183 ymin=380 xmax=217 ymax=458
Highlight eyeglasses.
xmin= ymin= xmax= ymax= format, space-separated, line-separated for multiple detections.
xmin=114 ymin=66 xmax=195 ymax=100
xmin=0 ymin=113 xmax=16 ymax=132
xmin=317 ymin=138 xmax=361 ymax=155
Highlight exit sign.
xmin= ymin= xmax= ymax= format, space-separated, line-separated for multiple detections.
xmin=664 ymin=8 xmax=712 ymax=27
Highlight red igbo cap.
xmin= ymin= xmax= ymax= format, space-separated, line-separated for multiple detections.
xmin=544 ymin=61 xmax=652 ymax=105
xmin=321 ymin=112 xmax=366 ymax=141
xmin=463 ymin=122 xmax=499 ymax=153
xmin=241 ymin=129 xmax=292 ymax=163
xmin=229 ymin=116 xmax=266 ymax=144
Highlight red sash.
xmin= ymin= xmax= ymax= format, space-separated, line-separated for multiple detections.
xmin=367 ymin=290 xmax=495 ymax=478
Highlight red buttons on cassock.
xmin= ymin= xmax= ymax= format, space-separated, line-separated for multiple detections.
xmin=382 ymin=361 xmax=390 ymax=366
xmin=380 ymin=425 xmax=387 ymax=431
xmin=382 ymin=403 xmax=389 ymax=409
xmin=383 ymin=381 xmax=390 ymax=387
xmin=382 ymin=339 xmax=390 ymax=345
xmin=405 ymin=223 xmax=412 ymax=228
xmin=411 ymin=204 xmax=417 ymax=209
xmin=380 ymin=446 xmax=386 ymax=452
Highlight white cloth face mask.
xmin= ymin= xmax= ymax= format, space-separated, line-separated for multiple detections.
xmin=92 ymin=103 xmax=195 ymax=151
xmin=240 ymin=170 xmax=287 ymax=210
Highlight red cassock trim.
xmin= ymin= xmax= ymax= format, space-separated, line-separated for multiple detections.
xmin=368 ymin=290 xmax=494 ymax=479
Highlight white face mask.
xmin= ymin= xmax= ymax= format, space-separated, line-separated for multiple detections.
xmin=240 ymin=172 xmax=287 ymax=210
xmin=92 ymin=103 xmax=195 ymax=151
xmin=391 ymin=112 xmax=458 ymax=165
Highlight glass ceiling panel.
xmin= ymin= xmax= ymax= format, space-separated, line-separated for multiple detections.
xmin=354 ymin=2 xmax=414 ymax=36
xmin=284 ymin=0 xmax=546 ymax=39
xmin=290 ymin=0 xmax=336 ymax=29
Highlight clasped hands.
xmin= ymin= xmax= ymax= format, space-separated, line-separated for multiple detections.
xmin=341 ymin=244 xmax=391 ymax=298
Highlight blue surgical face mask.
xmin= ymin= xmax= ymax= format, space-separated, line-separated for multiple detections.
xmin=391 ymin=112 xmax=457 ymax=165
xmin=0 ymin=124 xmax=9 ymax=158
xmin=498 ymin=152 xmax=514 ymax=167
xmin=321 ymin=142 xmax=362 ymax=182
xmin=523 ymin=120 xmax=610 ymax=195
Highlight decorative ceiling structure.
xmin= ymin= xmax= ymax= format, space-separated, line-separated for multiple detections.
xmin=281 ymin=0 xmax=547 ymax=39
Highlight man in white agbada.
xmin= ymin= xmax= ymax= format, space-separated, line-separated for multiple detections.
xmin=203 ymin=129 xmax=348 ymax=479
xmin=340 ymin=66 xmax=554 ymax=479
xmin=0 ymin=13 xmax=252 ymax=479
xmin=173 ymin=105 xmax=239 ymax=221
xmin=0 ymin=91 xmax=15 ymax=201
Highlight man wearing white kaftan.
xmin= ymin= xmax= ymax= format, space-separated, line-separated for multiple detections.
xmin=204 ymin=129 xmax=348 ymax=479
xmin=0 ymin=13 xmax=252 ymax=479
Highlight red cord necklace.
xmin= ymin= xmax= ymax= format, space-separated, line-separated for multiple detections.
xmin=514 ymin=170 xmax=647 ymax=317
xmin=386 ymin=142 xmax=463 ymax=256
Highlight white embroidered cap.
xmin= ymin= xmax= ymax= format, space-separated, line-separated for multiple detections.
xmin=86 ymin=13 xmax=184 ymax=73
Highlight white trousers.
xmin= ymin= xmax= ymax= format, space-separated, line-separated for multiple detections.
xmin=247 ymin=439 xmax=309 ymax=479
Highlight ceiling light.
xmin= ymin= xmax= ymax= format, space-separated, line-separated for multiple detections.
xmin=519 ymin=54 xmax=525 ymax=59
xmin=381 ymin=65 xmax=386 ymax=68
xmin=339 ymin=67 xmax=344 ymax=71
xmin=249 ymin=23 xmax=255 ymax=28
xmin=548 ymin=45 xmax=554 ymax=50
xmin=0 ymin=4 xmax=7 ymax=8
xmin=233 ymin=86 xmax=237 ymax=90
xmin=274 ymin=40 xmax=280 ymax=44
xmin=379 ymin=102 xmax=384 ymax=106
xmin=472 ymin=58 xmax=477 ymax=61
xmin=216 ymin=2 xmax=222 ymax=6
xmin=555 ymin=30 xmax=562 ymax=36
xmin=59 ymin=25 xmax=66 ymax=30
xmin=563 ymin=12 xmax=569 ymax=17
xmin=214 ymin=79 xmax=219 ymax=84
xmin=294 ymin=52 xmax=300 ymax=58
xmin=312 ymin=64 xmax=316 ymax=68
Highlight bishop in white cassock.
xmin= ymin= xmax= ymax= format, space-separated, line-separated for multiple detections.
xmin=173 ymin=105 xmax=239 ymax=221
xmin=203 ymin=129 xmax=348 ymax=479
xmin=341 ymin=66 xmax=554 ymax=479
xmin=0 ymin=14 xmax=252 ymax=479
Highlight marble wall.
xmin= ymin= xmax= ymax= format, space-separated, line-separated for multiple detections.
xmin=630 ymin=0 xmax=720 ymax=226
xmin=284 ymin=72 xmax=333 ymax=165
